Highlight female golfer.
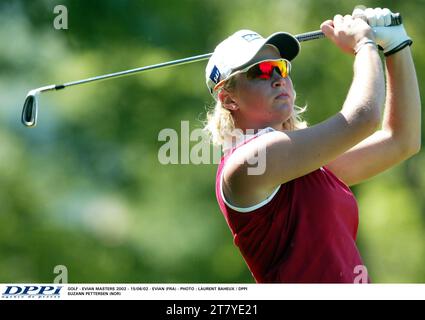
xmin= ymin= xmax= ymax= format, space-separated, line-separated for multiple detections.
xmin=204 ymin=8 xmax=421 ymax=283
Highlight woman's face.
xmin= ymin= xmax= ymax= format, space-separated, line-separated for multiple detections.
xmin=229 ymin=45 xmax=295 ymax=130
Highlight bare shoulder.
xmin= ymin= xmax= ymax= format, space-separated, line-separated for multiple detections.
xmin=222 ymin=131 xmax=290 ymax=208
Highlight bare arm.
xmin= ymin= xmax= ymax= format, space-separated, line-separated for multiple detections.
xmin=223 ymin=16 xmax=385 ymax=207
xmin=383 ymin=47 xmax=421 ymax=153
xmin=327 ymin=46 xmax=421 ymax=186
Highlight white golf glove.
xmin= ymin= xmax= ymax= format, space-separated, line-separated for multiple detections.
xmin=352 ymin=7 xmax=412 ymax=56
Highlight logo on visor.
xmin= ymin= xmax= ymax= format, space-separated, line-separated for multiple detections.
xmin=242 ymin=33 xmax=261 ymax=42
xmin=209 ymin=66 xmax=221 ymax=84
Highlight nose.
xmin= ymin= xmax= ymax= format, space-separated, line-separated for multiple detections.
xmin=271 ymin=69 xmax=286 ymax=87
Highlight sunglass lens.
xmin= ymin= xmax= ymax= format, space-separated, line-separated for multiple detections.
xmin=273 ymin=61 xmax=288 ymax=78
xmin=246 ymin=60 xmax=289 ymax=80
xmin=246 ymin=64 xmax=266 ymax=79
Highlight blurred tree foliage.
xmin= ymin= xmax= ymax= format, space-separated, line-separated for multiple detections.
xmin=0 ymin=0 xmax=424 ymax=283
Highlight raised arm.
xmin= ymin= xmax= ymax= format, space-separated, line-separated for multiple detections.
xmin=223 ymin=15 xmax=385 ymax=207
xmin=384 ymin=47 xmax=421 ymax=153
xmin=326 ymin=9 xmax=421 ymax=186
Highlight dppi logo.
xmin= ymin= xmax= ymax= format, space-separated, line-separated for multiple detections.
xmin=2 ymin=286 xmax=63 ymax=299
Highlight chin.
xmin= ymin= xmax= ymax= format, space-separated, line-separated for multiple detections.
xmin=275 ymin=103 xmax=294 ymax=119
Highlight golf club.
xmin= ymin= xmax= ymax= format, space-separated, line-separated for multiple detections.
xmin=21 ymin=13 xmax=402 ymax=127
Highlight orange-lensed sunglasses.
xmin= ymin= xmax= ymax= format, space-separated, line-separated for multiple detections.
xmin=214 ymin=59 xmax=291 ymax=92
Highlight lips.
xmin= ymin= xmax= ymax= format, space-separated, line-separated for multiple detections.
xmin=275 ymin=92 xmax=290 ymax=99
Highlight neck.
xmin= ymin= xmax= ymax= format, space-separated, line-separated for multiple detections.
xmin=233 ymin=113 xmax=287 ymax=133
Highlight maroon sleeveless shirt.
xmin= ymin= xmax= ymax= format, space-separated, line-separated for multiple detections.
xmin=215 ymin=131 xmax=367 ymax=283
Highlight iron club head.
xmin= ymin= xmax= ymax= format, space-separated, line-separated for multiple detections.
xmin=21 ymin=89 xmax=39 ymax=127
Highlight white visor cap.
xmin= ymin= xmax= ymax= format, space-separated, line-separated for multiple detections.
xmin=205 ymin=29 xmax=300 ymax=99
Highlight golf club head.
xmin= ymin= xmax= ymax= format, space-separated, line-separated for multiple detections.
xmin=21 ymin=90 xmax=39 ymax=127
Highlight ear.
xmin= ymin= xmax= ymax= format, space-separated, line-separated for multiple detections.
xmin=218 ymin=90 xmax=239 ymax=111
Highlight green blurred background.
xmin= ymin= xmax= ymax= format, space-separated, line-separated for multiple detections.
xmin=0 ymin=0 xmax=424 ymax=283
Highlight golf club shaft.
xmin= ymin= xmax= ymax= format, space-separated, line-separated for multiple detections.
xmin=35 ymin=10 xmax=403 ymax=92
xmin=35 ymin=9 xmax=402 ymax=92
xmin=21 ymin=12 xmax=403 ymax=127
xmin=46 ymin=30 xmax=325 ymax=92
